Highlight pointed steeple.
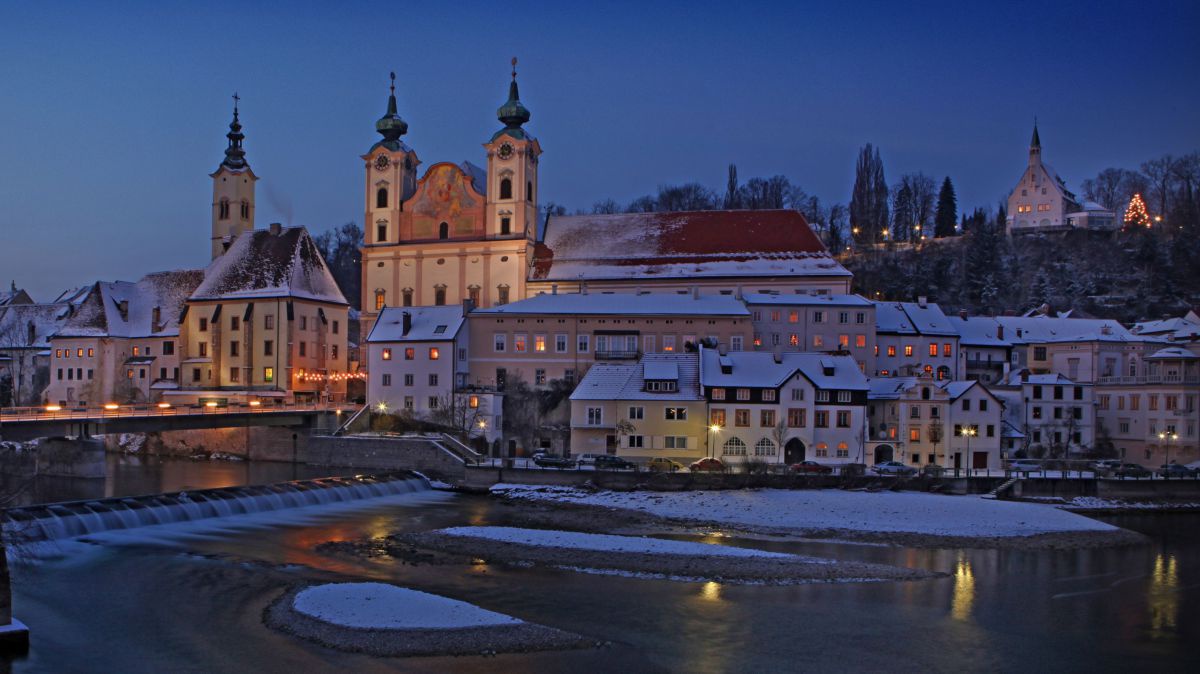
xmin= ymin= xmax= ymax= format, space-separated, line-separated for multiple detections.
xmin=1028 ymin=118 xmax=1042 ymax=165
xmin=221 ymin=92 xmax=248 ymax=170
xmin=375 ymin=72 xmax=408 ymax=146
xmin=496 ymin=57 xmax=531 ymax=132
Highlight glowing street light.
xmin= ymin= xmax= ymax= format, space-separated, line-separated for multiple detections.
xmin=104 ymin=403 xmax=120 ymax=410
xmin=158 ymin=402 xmax=171 ymax=409
xmin=45 ymin=405 xmax=62 ymax=412
xmin=707 ymin=424 xmax=722 ymax=459
xmin=1158 ymin=431 xmax=1178 ymax=473
xmin=375 ymin=401 xmax=389 ymax=414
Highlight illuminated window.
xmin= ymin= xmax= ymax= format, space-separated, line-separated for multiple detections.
xmin=375 ymin=290 xmax=386 ymax=311
xmin=87 ymin=348 xmax=94 ymax=357
xmin=382 ymin=348 xmax=392 ymax=361
xmin=404 ymin=348 xmax=415 ymax=360
xmin=910 ymin=428 xmax=920 ymax=442
xmin=904 ymin=345 xmax=913 ymax=357
xmin=789 ymin=334 xmax=799 ymax=347
xmin=264 ymin=367 xmax=274 ymax=383
xmin=469 ymin=395 xmax=479 ymax=408
xmin=929 ymin=343 xmax=938 ymax=357
xmin=514 ymin=334 xmax=527 ymax=352
xmin=429 ymin=347 xmax=440 ymax=360
xmin=839 ymin=334 xmax=849 ymax=348
xmin=534 ymin=334 xmax=546 ymax=352
xmin=788 ymin=310 xmax=799 ymax=323
xmin=813 ymin=335 xmax=824 ymax=348
xmin=856 ymin=335 xmax=867 ymax=348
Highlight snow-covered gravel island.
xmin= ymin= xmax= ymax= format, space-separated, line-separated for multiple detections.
xmin=405 ymin=525 xmax=937 ymax=584
xmin=265 ymin=581 xmax=595 ymax=657
xmin=489 ymin=485 xmax=1146 ymax=549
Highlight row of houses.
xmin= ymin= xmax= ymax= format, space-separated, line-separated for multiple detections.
xmin=363 ymin=294 xmax=1200 ymax=469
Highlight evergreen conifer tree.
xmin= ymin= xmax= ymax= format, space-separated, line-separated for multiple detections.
xmin=934 ymin=177 xmax=958 ymax=237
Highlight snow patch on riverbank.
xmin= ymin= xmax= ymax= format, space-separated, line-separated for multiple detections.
xmin=437 ymin=526 xmax=802 ymax=559
xmin=293 ymin=583 xmax=522 ymax=630
xmin=490 ymin=485 xmax=1118 ymax=537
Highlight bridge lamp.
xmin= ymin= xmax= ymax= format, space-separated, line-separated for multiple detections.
xmin=248 ymin=400 xmax=261 ymax=407
xmin=158 ymin=402 xmax=171 ymax=409
xmin=45 ymin=405 xmax=62 ymax=412
xmin=104 ymin=403 xmax=120 ymax=410
xmin=205 ymin=401 xmax=219 ymax=408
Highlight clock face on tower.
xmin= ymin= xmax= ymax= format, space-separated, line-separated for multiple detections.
xmin=374 ymin=155 xmax=391 ymax=171
xmin=497 ymin=143 xmax=514 ymax=160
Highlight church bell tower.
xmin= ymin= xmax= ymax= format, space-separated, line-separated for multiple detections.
xmin=484 ymin=58 xmax=541 ymax=242
xmin=210 ymin=94 xmax=257 ymax=260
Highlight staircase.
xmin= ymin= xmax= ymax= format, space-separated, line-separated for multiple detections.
xmin=434 ymin=433 xmax=486 ymax=465
xmin=983 ymin=476 xmax=1021 ymax=499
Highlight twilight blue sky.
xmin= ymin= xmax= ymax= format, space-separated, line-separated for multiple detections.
xmin=1 ymin=0 xmax=1197 ymax=300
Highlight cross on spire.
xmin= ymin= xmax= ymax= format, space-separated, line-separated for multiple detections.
xmin=511 ymin=56 xmax=517 ymax=81
xmin=389 ymin=71 xmax=395 ymax=95
xmin=232 ymin=92 xmax=240 ymax=119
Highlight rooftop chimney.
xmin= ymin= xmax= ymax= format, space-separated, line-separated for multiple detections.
xmin=402 ymin=311 xmax=412 ymax=336
xmin=551 ymin=284 xmax=558 ymax=295
xmin=997 ymin=325 xmax=1004 ymax=340
xmin=959 ymin=309 xmax=968 ymax=320
xmin=581 ymin=282 xmax=588 ymax=295
xmin=269 ymin=222 xmax=282 ymax=236
xmin=917 ymin=296 xmax=928 ymax=308
xmin=692 ymin=286 xmax=700 ymax=300
xmin=773 ymin=348 xmax=783 ymax=364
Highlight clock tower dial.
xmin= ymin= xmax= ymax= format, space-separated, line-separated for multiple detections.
xmin=497 ymin=142 xmax=514 ymax=160
xmin=374 ymin=154 xmax=391 ymax=171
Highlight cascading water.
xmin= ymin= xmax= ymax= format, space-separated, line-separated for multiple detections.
xmin=3 ymin=472 xmax=431 ymax=542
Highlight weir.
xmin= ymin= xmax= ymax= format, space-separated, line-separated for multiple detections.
xmin=3 ymin=472 xmax=430 ymax=542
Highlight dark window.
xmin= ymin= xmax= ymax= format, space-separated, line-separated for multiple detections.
xmin=402 ymin=289 xmax=413 ymax=307
xmin=438 ymin=222 xmax=448 ymax=239
xmin=500 ymin=178 xmax=512 ymax=199
xmin=240 ymin=201 xmax=249 ymax=219
xmin=376 ymin=187 xmax=388 ymax=208
xmin=500 ymin=217 xmax=511 ymax=235
xmin=434 ymin=287 xmax=446 ymax=306
xmin=526 ymin=181 xmax=533 ymax=201
xmin=218 ymin=199 xmax=230 ymax=220
xmin=377 ymin=222 xmax=387 ymax=243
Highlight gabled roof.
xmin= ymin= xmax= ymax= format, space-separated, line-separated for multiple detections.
xmin=367 ymin=305 xmax=466 ymax=343
xmin=0 ymin=303 xmax=68 ymax=349
xmin=1147 ymin=347 xmax=1199 ymax=361
xmin=1000 ymin=371 xmax=1079 ymax=387
xmin=570 ymin=353 xmax=701 ymax=402
xmin=472 ymin=291 xmax=750 ymax=317
xmin=190 ymin=227 xmax=347 ymax=305
xmin=52 ymin=270 xmax=204 ymax=339
xmin=952 ymin=316 xmax=1010 ymax=347
xmin=698 ymin=349 xmax=868 ymax=391
xmin=990 ymin=315 xmax=1135 ymax=344
xmin=532 ymin=210 xmax=850 ymax=282
xmin=875 ymin=302 xmax=956 ymax=336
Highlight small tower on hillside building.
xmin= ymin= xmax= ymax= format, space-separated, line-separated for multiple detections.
xmin=484 ymin=58 xmax=542 ymax=242
xmin=1028 ymin=119 xmax=1042 ymax=166
xmin=210 ymin=94 xmax=257 ymax=260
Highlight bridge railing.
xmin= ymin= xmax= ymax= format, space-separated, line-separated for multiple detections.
xmin=0 ymin=402 xmax=360 ymax=422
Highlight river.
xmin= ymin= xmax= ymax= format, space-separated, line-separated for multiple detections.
xmin=3 ymin=460 xmax=1198 ymax=673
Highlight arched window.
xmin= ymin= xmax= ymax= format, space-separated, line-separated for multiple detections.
xmin=722 ymin=437 xmax=747 ymax=456
xmin=218 ymin=199 xmax=230 ymax=220
xmin=815 ymin=442 xmax=829 ymax=457
xmin=754 ymin=438 xmax=776 ymax=456
xmin=526 ymin=180 xmax=533 ymax=201
xmin=376 ymin=220 xmax=387 ymax=243
xmin=434 ymin=285 xmax=447 ymax=306
xmin=468 ymin=286 xmax=481 ymax=305
xmin=240 ymin=200 xmax=249 ymax=219
xmin=496 ymin=284 xmax=510 ymax=305
xmin=836 ymin=442 xmax=849 ymax=458
xmin=376 ymin=187 xmax=388 ymax=209
xmin=402 ymin=288 xmax=413 ymax=307
xmin=438 ymin=222 xmax=449 ymax=240
xmin=374 ymin=290 xmax=386 ymax=311
xmin=499 ymin=178 xmax=512 ymax=200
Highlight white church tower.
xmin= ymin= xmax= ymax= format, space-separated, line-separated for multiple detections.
xmin=484 ymin=57 xmax=542 ymax=241
xmin=210 ymin=95 xmax=257 ymax=259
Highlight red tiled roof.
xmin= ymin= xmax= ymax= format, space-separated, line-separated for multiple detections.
xmin=531 ymin=210 xmax=845 ymax=281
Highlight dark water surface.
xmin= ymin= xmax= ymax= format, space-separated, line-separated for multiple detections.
xmin=5 ymin=474 xmax=1199 ymax=673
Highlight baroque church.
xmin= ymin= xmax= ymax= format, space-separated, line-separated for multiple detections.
xmin=359 ymin=62 xmax=851 ymax=336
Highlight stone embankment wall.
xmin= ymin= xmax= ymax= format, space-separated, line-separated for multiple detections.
xmin=0 ymin=438 xmax=105 ymax=479
xmin=304 ymin=436 xmax=465 ymax=480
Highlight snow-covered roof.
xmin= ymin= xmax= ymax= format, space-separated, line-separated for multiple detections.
xmin=53 ymin=270 xmax=204 ymax=339
xmin=0 ymin=303 xmax=69 ymax=349
xmin=1147 ymin=347 xmax=1199 ymax=361
xmin=875 ymin=302 xmax=956 ymax=336
xmin=1000 ymin=371 xmax=1079 ymax=387
xmin=191 ymin=226 xmax=348 ymax=305
xmin=743 ymin=293 xmax=872 ymax=307
xmin=367 ymin=305 xmax=466 ymax=343
xmin=951 ymin=316 xmax=1009 ymax=347
xmin=0 ymin=287 xmax=32 ymax=307
xmin=991 ymin=315 xmax=1136 ymax=344
xmin=472 ymin=292 xmax=750 ymax=317
xmin=698 ymin=349 xmax=868 ymax=391
xmin=570 ymin=353 xmax=702 ymax=402
xmin=532 ymin=210 xmax=850 ymax=282
xmin=867 ymin=376 xmax=920 ymax=399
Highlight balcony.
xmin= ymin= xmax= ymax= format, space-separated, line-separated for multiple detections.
xmin=1097 ymin=375 xmax=1200 ymax=386
xmin=594 ymin=350 xmax=642 ymax=361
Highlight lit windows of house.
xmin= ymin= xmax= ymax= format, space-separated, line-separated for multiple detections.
xmin=928 ymin=343 xmax=938 ymax=357
xmin=375 ymin=290 xmax=386 ymax=311
xmin=789 ymin=334 xmax=799 ymax=347
xmin=404 ymin=348 xmax=415 ymax=360
xmin=514 ymin=334 xmax=527 ymax=352
xmin=428 ymin=347 xmax=440 ymax=360
xmin=887 ymin=345 xmax=896 ymax=357
xmin=534 ymin=334 xmax=546 ymax=352
xmin=263 ymin=367 xmax=274 ymax=383
xmin=734 ymin=409 xmax=750 ymax=426
xmin=710 ymin=408 xmax=726 ymax=427
xmin=855 ymin=335 xmax=866 ymax=348
xmin=904 ymin=345 xmax=913 ymax=357
xmin=839 ymin=334 xmax=849 ymax=348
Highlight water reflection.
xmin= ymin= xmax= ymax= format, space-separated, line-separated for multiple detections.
xmin=952 ymin=554 xmax=975 ymax=622
xmin=1149 ymin=553 xmax=1178 ymax=635
xmin=700 ymin=580 xmax=722 ymax=602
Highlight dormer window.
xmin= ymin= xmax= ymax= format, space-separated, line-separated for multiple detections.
xmin=645 ymin=380 xmax=678 ymax=393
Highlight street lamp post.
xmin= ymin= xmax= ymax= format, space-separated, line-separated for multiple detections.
xmin=963 ymin=426 xmax=977 ymax=476
xmin=708 ymin=424 xmax=721 ymax=460
xmin=1157 ymin=431 xmax=1178 ymax=476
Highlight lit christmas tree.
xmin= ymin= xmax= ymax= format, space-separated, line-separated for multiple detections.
xmin=1124 ymin=193 xmax=1151 ymax=229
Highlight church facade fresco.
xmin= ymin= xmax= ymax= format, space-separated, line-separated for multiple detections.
xmin=407 ymin=163 xmax=485 ymax=240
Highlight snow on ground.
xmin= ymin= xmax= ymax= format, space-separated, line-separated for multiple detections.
xmin=293 ymin=583 xmax=523 ymax=630
xmin=436 ymin=526 xmax=800 ymax=559
xmin=490 ymin=485 xmax=1118 ymax=537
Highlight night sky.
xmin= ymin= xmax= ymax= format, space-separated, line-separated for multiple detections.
xmin=2 ymin=0 xmax=1197 ymax=300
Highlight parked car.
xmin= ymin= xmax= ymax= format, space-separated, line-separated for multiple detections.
xmin=1090 ymin=459 xmax=1121 ymax=473
xmin=575 ymin=453 xmax=603 ymax=466
xmin=872 ymin=461 xmax=917 ymax=476
xmin=1112 ymin=463 xmax=1151 ymax=478
xmin=533 ymin=454 xmax=576 ymax=469
xmin=689 ymin=457 xmax=726 ymax=473
xmin=647 ymin=458 xmax=685 ymax=473
xmin=1158 ymin=463 xmax=1196 ymax=478
xmin=789 ymin=460 xmax=833 ymax=475
xmin=1008 ymin=460 xmax=1042 ymax=474
xmin=593 ymin=455 xmax=637 ymax=470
